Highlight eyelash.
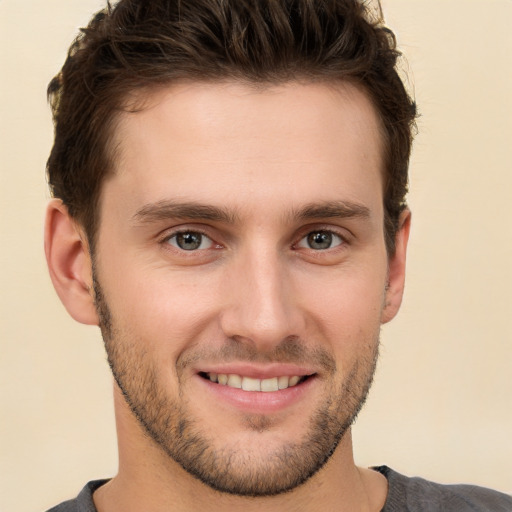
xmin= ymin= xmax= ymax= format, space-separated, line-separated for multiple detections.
xmin=160 ymin=226 xmax=349 ymax=254
xmin=162 ymin=229 xmax=218 ymax=252
xmin=295 ymin=230 xmax=346 ymax=251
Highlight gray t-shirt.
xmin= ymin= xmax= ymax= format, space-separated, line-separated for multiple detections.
xmin=46 ymin=466 xmax=512 ymax=511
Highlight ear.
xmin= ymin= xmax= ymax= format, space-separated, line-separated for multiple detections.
xmin=381 ymin=209 xmax=411 ymax=324
xmin=44 ymin=199 xmax=99 ymax=325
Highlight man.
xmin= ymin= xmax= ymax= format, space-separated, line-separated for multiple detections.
xmin=43 ymin=0 xmax=512 ymax=511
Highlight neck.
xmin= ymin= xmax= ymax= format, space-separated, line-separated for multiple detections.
xmin=94 ymin=386 xmax=387 ymax=512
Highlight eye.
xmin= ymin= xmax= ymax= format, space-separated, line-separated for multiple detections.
xmin=297 ymin=230 xmax=344 ymax=250
xmin=166 ymin=231 xmax=214 ymax=251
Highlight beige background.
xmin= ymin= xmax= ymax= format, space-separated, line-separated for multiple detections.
xmin=1 ymin=1 xmax=511 ymax=510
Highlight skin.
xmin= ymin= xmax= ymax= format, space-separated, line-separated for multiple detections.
xmin=45 ymin=81 xmax=410 ymax=512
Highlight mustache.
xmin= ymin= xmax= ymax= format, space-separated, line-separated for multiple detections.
xmin=177 ymin=336 xmax=337 ymax=375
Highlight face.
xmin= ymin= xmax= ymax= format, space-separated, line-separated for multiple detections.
xmin=92 ymin=81 xmax=404 ymax=496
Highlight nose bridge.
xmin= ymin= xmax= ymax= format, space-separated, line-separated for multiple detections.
xmin=220 ymin=239 xmax=301 ymax=347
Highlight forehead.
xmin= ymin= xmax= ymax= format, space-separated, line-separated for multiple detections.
xmin=106 ymin=80 xmax=384 ymax=218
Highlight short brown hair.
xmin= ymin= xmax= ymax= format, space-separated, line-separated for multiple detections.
xmin=47 ymin=0 xmax=416 ymax=253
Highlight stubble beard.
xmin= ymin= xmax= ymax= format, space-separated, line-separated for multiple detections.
xmin=93 ymin=273 xmax=380 ymax=497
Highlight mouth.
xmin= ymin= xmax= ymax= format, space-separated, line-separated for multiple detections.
xmin=198 ymin=372 xmax=313 ymax=392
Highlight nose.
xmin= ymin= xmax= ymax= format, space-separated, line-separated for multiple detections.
xmin=219 ymin=244 xmax=305 ymax=351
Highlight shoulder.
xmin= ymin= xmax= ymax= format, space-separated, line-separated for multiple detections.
xmin=45 ymin=480 xmax=109 ymax=512
xmin=374 ymin=466 xmax=512 ymax=512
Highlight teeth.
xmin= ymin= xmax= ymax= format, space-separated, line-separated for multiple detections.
xmin=278 ymin=376 xmax=289 ymax=389
xmin=227 ymin=374 xmax=242 ymax=388
xmin=242 ymin=377 xmax=261 ymax=391
xmin=261 ymin=377 xmax=279 ymax=392
xmin=206 ymin=373 xmax=305 ymax=392
xmin=289 ymin=376 xmax=300 ymax=386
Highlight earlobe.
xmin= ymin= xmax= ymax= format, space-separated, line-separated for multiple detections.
xmin=381 ymin=209 xmax=411 ymax=324
xmin=44 ymin=199 xmax=99 ymax=326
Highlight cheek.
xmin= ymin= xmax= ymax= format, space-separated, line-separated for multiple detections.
xmin=296 ymin=263 xmax=387 ymax=343
xmin=100 ymin=258 xmax=223 ymax=354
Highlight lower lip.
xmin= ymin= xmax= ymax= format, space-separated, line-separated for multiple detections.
xmin=196 ymin=375 xmax=316 ymax=414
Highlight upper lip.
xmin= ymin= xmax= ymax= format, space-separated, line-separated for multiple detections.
xmin=195 ymin=363 xmax=316 ymax=379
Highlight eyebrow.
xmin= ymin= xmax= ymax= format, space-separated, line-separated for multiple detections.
xmin=292 ymin=200 xmax=371 ymax=221
xmin=132 ymin=199 xmax=371 ymax=226
xmin=132 ymin=200 xmax=239 ymax=225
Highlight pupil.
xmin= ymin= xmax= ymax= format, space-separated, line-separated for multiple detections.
xmin=308 ymin=232 xmax=332 ymax=250
xmin=177 ymin=232 xmax=201 ymax=250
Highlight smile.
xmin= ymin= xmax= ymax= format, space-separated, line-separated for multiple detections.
xmin=200 ymin=372 xmax=311 ymax=392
